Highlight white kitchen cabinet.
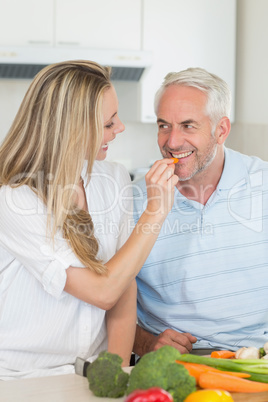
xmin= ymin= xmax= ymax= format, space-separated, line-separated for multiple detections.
xmin=139 ymin=0 xmax=237 ymax=122
xmin=0 ymin=0 xmax=141 ymax=50
xmin=0 ymin=0 xmax=236 ymax=123
xmin=55 ymin=0 xmax=141 ymax=50
xmin=0 ymin=0 xmax=54 ymax=46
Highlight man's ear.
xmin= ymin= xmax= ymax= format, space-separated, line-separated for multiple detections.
xmin=215 ymin=117 xmax=231 ymax=145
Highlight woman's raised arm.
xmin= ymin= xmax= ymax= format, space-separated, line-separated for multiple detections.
xmin=64 ymin=158 xmax=178 ymax=309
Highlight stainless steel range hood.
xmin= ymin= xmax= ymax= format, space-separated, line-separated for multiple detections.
xmin=0 ymin=46 xmax=152 ymax=81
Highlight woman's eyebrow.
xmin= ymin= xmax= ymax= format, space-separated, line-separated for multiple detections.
xmin=105 ymin=111 xmax=117 ymax=124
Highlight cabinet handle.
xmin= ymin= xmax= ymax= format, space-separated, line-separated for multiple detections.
xmin=28 ymin=40 xmax=52 ymax=45
xmin=57 ymin=41 xmax=80 ymax=46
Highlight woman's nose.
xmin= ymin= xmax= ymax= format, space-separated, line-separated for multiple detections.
xmin=114 ymin=118 xmax=125 ymax=135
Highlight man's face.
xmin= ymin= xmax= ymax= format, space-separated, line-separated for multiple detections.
xmin=157 ymin=85 xmax=218 ymax=181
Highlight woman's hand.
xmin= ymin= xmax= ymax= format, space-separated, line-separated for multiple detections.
xmin=145 ymin=158 xmax=178 ymax=218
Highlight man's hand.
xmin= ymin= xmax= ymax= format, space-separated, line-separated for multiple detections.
xmin=153 ymin=329 xmax=197 ymax=353
xmin=133 ymin=325 xmax=197 ymax=357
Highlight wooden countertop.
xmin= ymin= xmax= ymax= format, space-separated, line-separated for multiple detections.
xmin=0 ymin=372 xmax=268 ymax=402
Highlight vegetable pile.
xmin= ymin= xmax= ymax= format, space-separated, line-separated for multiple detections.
xmin=87 ymin=346 xmax=196 ymax=401
xmin=87 ymin=345 xmax=268 ymax=399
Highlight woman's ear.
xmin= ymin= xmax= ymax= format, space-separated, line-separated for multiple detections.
xmin=216 ymin=117 xmax=231 ymax=145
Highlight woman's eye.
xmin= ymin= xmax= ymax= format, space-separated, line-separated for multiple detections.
xmin=105 ymin=122 xmax=114 ymax=129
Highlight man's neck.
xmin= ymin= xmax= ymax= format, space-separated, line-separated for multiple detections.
xmin=177 ymin=147 xmax=225 ymax=205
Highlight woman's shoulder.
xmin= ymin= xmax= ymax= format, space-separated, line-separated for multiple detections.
xmin=0 ymin=184 xmax=45 ymax=222
xmin=0 ymin=184 xmax=39 ymax=206
xmin=93 ymin=160 xmax=128 ymax=174
xmin=91 ymin=160 xmax=131 ymax=184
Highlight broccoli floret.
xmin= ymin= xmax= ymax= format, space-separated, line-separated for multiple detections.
xmin=127 ymin=346 xmax=196 ymax=402
xmin=87 ymin=350 xmax=129 ymax=398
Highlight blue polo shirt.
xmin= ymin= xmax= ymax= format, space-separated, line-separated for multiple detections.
xmin=133 ymin=148 xmax=268 ymax=350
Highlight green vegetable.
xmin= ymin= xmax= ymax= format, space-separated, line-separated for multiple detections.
xmin=259 ymin=347 xmax=266 ymax=358
xmin=86 ymin=350 xmax=129 ymax=398
xmin=127 ymin=345 xmax=196 ymax=402
xmin=178 ymin=353 xmax=268 ymax=384
xmin=233 ymin=358 xmax=268 ymax=365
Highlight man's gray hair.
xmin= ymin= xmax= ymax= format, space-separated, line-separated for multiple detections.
xmin=154 ymin=67 xmax=232 ymax=130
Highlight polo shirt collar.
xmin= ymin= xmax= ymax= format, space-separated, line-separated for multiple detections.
xmin=217 ymin=147 xmax=249 ymax=191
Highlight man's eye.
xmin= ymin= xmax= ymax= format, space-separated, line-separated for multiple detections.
xmin=185 ymin=124 xmax=193 ymax=129
xmin=159 ymin=124 xmax=169 ymax=129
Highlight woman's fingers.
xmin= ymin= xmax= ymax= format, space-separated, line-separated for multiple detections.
xmin=146 ymin=158 xmax=177 ymax=180
xmin=146 ymin=158 xmax=178 ymax=186
xmin=145 ymin=158 xmax=178 ymax=216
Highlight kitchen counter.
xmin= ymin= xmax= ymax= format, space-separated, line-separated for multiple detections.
xmin=1 ymin=372 xmax=268 ymax=402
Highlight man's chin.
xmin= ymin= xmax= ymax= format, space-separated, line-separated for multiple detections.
xmin=175 ymin=169 xmax=195 ymax=182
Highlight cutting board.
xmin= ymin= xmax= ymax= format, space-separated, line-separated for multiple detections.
xmin=232 ymin=391 xmax=268 ymax=401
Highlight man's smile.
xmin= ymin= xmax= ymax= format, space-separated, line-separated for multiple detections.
xmin=170 ymin=151 xmax=194 ymax=160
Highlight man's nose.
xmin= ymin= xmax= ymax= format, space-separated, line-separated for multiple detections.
xmin=167 ymin=127 xmax=185 ymax=149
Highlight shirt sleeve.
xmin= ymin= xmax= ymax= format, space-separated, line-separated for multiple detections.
xmin=0 ymin=185 xmax=84 ymax=299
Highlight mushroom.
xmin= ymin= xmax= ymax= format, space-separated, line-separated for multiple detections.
xmin=235 ymin=346 xmax=260 ymax=359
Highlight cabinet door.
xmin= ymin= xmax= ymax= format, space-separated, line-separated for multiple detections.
xmin=0 ymin=0 xmax=54 ymax=46
xmin=55 ymin=0 xmax=141 ymax=50
xmin=141 ymin=0 xmax=236 ymax=122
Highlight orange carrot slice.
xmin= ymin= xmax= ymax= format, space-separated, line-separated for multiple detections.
xmin=199 ymin=371 xmax=268 ymax=393
xmin=176 ymin=361 xmax=250 ymax=385
xmin=210 ymin=350 xmax=236 ymax=359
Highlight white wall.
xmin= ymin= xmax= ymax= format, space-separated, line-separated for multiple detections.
xmin=1 ymin=0 xmax=268 ymax=171
xmin=225 ymin=0 xmax=268 ymax=160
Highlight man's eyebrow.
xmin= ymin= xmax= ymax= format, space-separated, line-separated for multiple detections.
xmin=180 ymin=119 xmax=197 ymax=125
xmin=157 ymin=118 xmax=168 ymax=124
xmin=157 ymin=118 xmax=199 ymax=125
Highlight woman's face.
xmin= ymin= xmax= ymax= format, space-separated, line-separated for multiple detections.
xmin=96 ymin=85 xmax=125 ymax=160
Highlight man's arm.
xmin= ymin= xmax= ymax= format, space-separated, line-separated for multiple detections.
xmin=133 ymin=324 xmax=197 ymax=357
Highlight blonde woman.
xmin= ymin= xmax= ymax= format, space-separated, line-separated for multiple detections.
xmin=0 ymin=60 xmax=178 ymax=379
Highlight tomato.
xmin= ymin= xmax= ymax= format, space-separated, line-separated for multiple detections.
xmin=184 ymin=389 xmax=234 ymax=402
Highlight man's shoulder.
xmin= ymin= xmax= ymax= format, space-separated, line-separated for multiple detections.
xmin=226 ymin=147 xmax=268 ymax=170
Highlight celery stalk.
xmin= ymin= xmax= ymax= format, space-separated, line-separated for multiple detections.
xmin=237 ymin=365 xmax=268 ymax=374
xmin=233 ymin=359 xmax=268 ymax=365
xmin=178 ymin=354 xmax=268 ymax=383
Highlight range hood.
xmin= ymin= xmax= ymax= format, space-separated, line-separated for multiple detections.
xmin=0 ymin=46 xmax=152 ymax=81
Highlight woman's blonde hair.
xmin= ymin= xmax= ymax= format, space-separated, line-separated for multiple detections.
xmin=0 ymin=60 xmax=112 ymax=275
